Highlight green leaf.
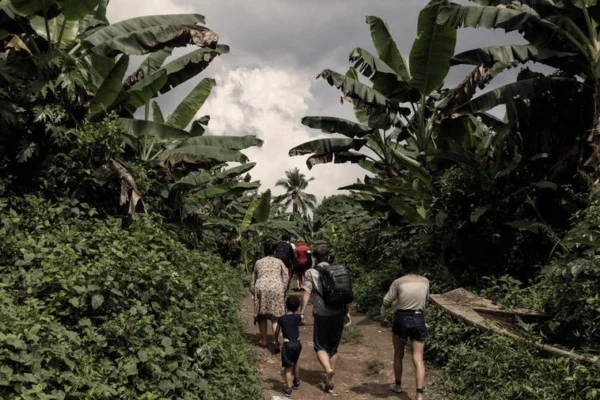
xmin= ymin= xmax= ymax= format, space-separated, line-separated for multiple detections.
xmin=91 ymin=294 xmax=104 ymax=310
xmin=455 ymin=77 xmax=578 ymax=115
xmin=289 ymin=138 xmax=368 ymax=157
xmin=84 ymin=14 xmax=206 ymax=46
xmin=152 ymin=101 xmax=164 ymax=124
xmin=216 ymin=163 xmax=256 ymax=180
xmin=318 ymin=69 xmax=394 ymax=110
xmin=174 ymin=135 xmax=264 ymax=151
xmin=61 ymin=0 xmax=102 ymax=21
xmin=30 ymin=15 xmax=79 ymax=46
xmin=69 ymin=297 xmax=80 ymax=307
xmin=89 ymin=55 xmax=130 ymax=118
xmin=119 ymin=118 xmax=191 ymax=141
xmin=390 ymin=147 xmax=432 ymax=187
xmin=349 ymin=47 xmax=419 ymax=102
xmin=138 ymin=47 xmax=173 ymax=75
xmin=239 ymin=197 xmax=258 ymax=234
xmin=409 ymin=0 xmax=457 ymax=95
xmin=166 ymin=78 xmax=215 ymax=129
xmin=123 ymin=70 xmax=168 ymax=115
xmin=301 ymin=116 xmax=373 ymax=138
xmin=451 ymin=44 xmax=577 ymax=70
xmin=160 ymin=136 xmax=263 ymax=164
xmin=183 ymin=182 xmax=260 ymax=217
xmin=366 ymin=16 xmax=411 ymax=81
xmin=254 ymin=190 xmax=271 ymax=224
xmin=306 ymin=151 xmax=367 ymax=170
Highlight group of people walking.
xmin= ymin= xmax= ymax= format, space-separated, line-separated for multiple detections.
xmin=250 ymin=235 xmax=429 ymax=400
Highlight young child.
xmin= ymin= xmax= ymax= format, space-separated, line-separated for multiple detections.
xmin=275 ymin=295 xmax=302 ymax=397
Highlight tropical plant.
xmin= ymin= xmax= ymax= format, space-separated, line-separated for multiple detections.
xmin=274 ymin=167 xmax=317 ymax=214
xmin=436 ymin=0 xmax=600 ymax=177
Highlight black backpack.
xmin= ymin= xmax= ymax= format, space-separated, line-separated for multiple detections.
xmin=274 ymin=242 xmax=293 ymax=267
xmin=315 ymin=264 xmax=354 ymax=306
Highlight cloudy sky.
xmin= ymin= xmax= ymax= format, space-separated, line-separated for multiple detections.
xmin=107 ymin=0 xmax=534 ymax=201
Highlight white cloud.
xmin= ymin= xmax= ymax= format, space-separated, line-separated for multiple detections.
xmin=202 ymin=65 xmax=366 ymax=202
xmin=107 ymin=0 xmax=194 ymax=22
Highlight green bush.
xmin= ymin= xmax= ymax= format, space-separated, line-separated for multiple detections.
xmin=0 ymin=196 xmax=260 ymax=399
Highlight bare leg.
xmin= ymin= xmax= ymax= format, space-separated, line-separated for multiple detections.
xmin=316 ymin=350 xmax=336 ymax=389
xmin=393 ymin=337 xmax=406 ymax=387
xmin=412 ymin=340 xmax=426 ymax=399
xmin=329 ymin=353 xmax=339 ymax=389
xmin=285 ymin=367 xmax=293 ymax=388
xmin=271 ymin=320 xmax=280 ymax=345
xmin=294 ymin=362 xmax=300 ymax=381
xmin=258 ymin=319 xmax=268 ymax=345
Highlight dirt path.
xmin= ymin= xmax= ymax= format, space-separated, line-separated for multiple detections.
xmin=242 ymin=293 xmax=443 ymax=400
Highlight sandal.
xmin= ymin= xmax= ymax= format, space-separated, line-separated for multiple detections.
xmin=258 ymin=340 xmax=268 ymax=348
xmin=389 ymin=384 xmax=402 ymax=394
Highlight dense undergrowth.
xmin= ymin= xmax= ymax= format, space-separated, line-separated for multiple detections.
xmin=334 ymin=187 xmax=600 ymax=400
xmin=0 ymin=196 xmax=260 ymax=399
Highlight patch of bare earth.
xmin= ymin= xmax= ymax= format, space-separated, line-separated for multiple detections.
xmin=242 ymin=294 xmax=445 ymax=400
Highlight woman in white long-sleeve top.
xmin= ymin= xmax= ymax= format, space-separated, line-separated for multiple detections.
xmin=381 ymin=249 xmax=429 ymax=400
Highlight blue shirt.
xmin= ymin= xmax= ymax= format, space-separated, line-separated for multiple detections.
xmin=278 ymin=313 xmax=301 ymax=341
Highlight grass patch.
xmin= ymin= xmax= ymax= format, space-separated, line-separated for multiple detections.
xmin=341 ymin=324 xmax=364 ymax=344
xmin=364 ymin=360 xmax=385 ymax=377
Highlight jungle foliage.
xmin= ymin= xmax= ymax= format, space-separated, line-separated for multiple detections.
xmin=294 ymin=1 xmax=600 ymax=399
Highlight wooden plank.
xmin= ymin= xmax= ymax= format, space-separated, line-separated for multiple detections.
xmin=430 ymin=288 xmax=599 ymax=365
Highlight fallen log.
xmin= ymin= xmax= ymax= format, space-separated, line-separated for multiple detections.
xmin=430 ymin=288 xmax=598 ymax=365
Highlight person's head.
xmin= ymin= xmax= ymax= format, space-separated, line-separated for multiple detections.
xmin=401 ymin=249 xmax=422 ymax=275
xmin=263 ymin=240 xmax=276 ymax=256
xmin=282 ymin=233 xmax=291 ymax=242
xmin=285 ymin=295 xmax=301 ymax=313
xmin=297 ymin=238 xmax=305 ymax=245
xmin=314 ymin=245 xmax=330 ymax=263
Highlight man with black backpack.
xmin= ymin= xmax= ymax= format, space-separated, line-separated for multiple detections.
xmin=300 ymin=245 xmax=353 ymax=396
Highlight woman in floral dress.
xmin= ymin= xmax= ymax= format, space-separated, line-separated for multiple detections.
xmin=250 ymin=240 xmax=289 ymax=347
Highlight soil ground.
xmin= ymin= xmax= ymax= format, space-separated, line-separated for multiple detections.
xmin=242 ymin=293 xmax=444 ymax=400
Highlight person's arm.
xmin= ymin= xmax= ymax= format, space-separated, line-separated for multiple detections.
xmin=381 ymin=281 xmax=397 ymax=319
xmin=250 ymin=264 xmax=257 ymax=296
xmin=274 ymin=317 xmax=282 ymax=341
xmin=300 ymin=270 xmax=313 ymax=323
xmin=281 ymin=262 xmax=288 ymax=290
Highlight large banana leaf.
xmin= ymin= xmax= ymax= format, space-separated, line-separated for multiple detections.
xmin=161 ymin=146 xmax=250 ymax=164
xmin=121 ymin=70 xmax=168 ymax=115
xmin=289 ymin=138 xmax=368 ymax=156
xmin=138 ymin=47 xmax=173 ymax=75
xmin=409 ymin=0 xmax=457 ymax=96
xmin=216 ymin=163 xmax=256 ymax=179
xmin=254 ymin=190 xmax=272 ymax=224
xmin=166 ymin=78 xmax=215 ymax=129
xmin=306 ymin=151 xmax=367 ymax=170
xmin=90 ymin=24 xmax=219 ymax=57
xmin=437 ymin=4 xmax=527 ymax=29
xmin=84 ymin=14 xmax=206 ymax=46
xmin=174 ymin=135 xmax=263 ymax=151
xmin=301 ymin=116 xmax=373 ymax=138
xmin=366 ymin=16 xmax=411 ymax=81
xmin=390 ymin=147 xmax=432 ymax=187
xmin=61 ymin=0 xmax=101 ymax=21
xmin=349 ymin=47 xmax=419 ymax=102
xmin=119 ymin=118 xmax=191 ymax=141
xmin=89 ymin=54 xmax=129 ymax=118
xmin=318 ymin=69 xmax=394 ymax=111
xmin=452 ymin=44 xmax=578 ymax=70
xmin=182 ymin=181 xmax=260 ymax=218
xmin=157 ymin=45 xmax=229 ymax=93
xmin=239 ymin=197 xmax=258 ymax=234
xmin=7 ymin=0 xmax=57 ymax=17
xmin=152 ymin=101 xmax=164 ymax=123
xmin=454 ymin=77 xmax=579 ymax=115
xmin=30 ymin=15 xmax=79 ymax=46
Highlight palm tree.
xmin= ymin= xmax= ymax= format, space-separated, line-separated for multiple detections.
xmin=274 ymin=168 xmax=317 ymax=215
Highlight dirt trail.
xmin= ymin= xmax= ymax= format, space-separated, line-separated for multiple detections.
xmin=242 ymin=294 xmax=443 ymax=400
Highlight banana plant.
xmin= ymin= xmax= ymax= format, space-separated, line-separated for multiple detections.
xmin=435 ymin=0 xmax=600 ymax=172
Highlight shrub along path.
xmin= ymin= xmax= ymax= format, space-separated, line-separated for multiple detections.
xmin=242 ymin=294 xmax=443 ymax=399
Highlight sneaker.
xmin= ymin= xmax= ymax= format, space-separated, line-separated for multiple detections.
xmin=293 ymin=378 xmax=300 ymax=389
xmin=284 ymin=387 xmax=293 ymax=397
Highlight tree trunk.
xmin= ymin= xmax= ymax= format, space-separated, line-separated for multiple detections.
xmin=292 ymin=200 xmax=298 ymax=214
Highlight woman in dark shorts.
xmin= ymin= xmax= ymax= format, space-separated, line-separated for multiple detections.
xmin=381 ymin=249 xmax=429 ymax=400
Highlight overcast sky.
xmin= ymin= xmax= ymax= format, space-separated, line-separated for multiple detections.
xmin=107 ymin=0 xmax=535 ymax=202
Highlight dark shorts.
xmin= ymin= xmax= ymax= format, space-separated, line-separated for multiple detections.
xmin=295 ymin=263 xmax=309 ymax=277
xmin=313 ymin=313 xmax=345 ymax=357
xmin=282 ymin=341 xmax=302 ymax=368
xmin=392 ymin=311 xmax=428 ymax=343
